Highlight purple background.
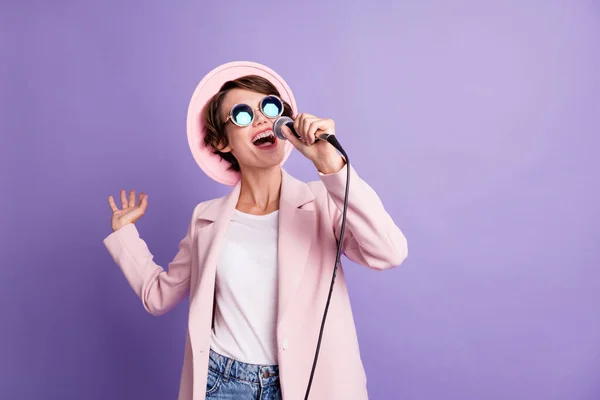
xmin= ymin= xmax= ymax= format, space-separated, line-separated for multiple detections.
xmin=1 ymin=1 xmax=599 ymax=399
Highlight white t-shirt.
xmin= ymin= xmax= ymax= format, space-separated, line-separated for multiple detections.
xmin=210 ymin=209 xmax=279 ymax=365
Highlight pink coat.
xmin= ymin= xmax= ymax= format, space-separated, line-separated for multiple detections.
xmin=103 ymin=164 xmax=408 ymax=399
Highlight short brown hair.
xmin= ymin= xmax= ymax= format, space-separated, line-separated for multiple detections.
xmin=201 ymin=75 xmax=294 ymax=172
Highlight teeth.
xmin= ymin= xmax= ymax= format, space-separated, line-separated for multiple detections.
xmin=252 ymin=131 xmax=274 ymax=143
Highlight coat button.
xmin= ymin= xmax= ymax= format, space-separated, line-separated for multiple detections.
xmin=282 ymin=338 xmax=288 ymax=350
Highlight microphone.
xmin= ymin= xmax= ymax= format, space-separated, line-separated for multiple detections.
xmin=273 ymin=116 xmax=344 ymax=154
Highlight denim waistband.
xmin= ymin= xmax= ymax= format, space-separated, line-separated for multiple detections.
xmin=208 ymin=348 xmax=280 ymax=385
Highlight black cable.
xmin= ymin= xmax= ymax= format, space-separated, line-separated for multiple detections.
xmin=304 ymin=135 xmax=350 ymax=399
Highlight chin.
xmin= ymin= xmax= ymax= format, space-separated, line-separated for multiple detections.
xmin=257 ymin=155 xmax=285 ymax=169
xmin=235 ymin=141 xmax=287 ymax=169
xmin=237 ymin=153 xmax=285 ymax=172
xmin=257 ymin=144 xmax=285 ymax=162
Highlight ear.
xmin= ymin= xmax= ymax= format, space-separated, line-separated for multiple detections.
xmin=216 ymin=140 xmax=232 ymax=153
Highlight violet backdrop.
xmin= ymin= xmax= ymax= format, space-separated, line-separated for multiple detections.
xmin=1 ymin=1 xmax=599 ymax=399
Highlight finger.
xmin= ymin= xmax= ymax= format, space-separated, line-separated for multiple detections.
xmin=324 ymin=118 xmax=335 ymax=134
xmin=293 ymin=113 xmax=302 ymax=140
xmin=108 ymin=196 xmax=119 ymax=212
xmin=281 ymin=124 xmax=305 ymax=149
xmin=140 ymin=193 xmax=149 ymax=212
xmin=307 ymin=119 xmax=323 ymax=145
xmin=298 ymin=116 xmax=313 ymax=144
xmin=129 ymin=190 xmax=136 ymax=208
xmin=298 ymin=114 xmax=306 ymax=139
xmin=120 ymin=190 xmax=128 ymax=209
xmin=298 ymin=115 xmax=311 ymax=144
xmin=301 ymin=114 xmax=319 ymax=144
xmin=302 ymin=117 xmax=319 ymax=146
xmin=300 ymin=114 xmax=315 ymax=140
xmin=137 ymin=192 xmax=145 ymax=207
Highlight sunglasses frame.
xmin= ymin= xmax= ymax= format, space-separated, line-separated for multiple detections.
xmin=224 ymin=95 xmax=285 ymax=127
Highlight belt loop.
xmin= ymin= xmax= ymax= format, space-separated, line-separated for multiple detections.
xmin=222 ymin=357 xmax=233 ymax=382
xmin=258 ymin=368 xmax=265 ymax=397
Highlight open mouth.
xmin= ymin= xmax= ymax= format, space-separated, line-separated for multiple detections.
xmin=252 ymin=130 xmax=276 ymax=148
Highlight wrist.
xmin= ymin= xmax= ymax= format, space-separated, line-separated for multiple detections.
xmin=313 ymin=154 xmax=345 ymax=175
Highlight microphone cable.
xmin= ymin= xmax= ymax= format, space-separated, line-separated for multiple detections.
xmin=302 ymin=134 xmax=349 ymax=400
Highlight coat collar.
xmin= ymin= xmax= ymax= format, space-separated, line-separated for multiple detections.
xmin=196 ymin=168 xmax=314 ymax=222
xmin=195 ymin=168 xmax=316 ymax=325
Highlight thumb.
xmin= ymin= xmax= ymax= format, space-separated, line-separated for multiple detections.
xmin=280 ymin=124 xmax=305 ymax=149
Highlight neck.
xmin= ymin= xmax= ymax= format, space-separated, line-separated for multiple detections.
xmin=236 ymin=165 xmax=282 ymax=214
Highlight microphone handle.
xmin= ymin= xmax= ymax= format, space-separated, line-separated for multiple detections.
xmin=282 ymin=120 xmax=330 ymax=142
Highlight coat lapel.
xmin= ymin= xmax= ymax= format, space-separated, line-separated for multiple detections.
xmin=196 ymin=181 xmax=240 ymax=272
xmin=189 ymin=182 xmax=240 ymax=332
xmin=277 ymin=169 xmax=316 ymax=323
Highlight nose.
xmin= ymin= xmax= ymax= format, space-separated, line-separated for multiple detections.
xmin=253 ymin=107 xmax=269 ymax=126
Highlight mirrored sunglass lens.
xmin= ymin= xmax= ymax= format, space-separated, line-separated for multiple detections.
xmin=232 ymin=105 xmax=253 ymax=125
xmin=261 ymin=96 xmax=283 ymax=117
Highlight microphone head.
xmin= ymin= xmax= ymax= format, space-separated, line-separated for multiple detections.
xmin=273 ymin=116 xmax=294 ymax=140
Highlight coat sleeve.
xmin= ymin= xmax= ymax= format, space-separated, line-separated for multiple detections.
xmin=318 ymin=163 xmax=408 ymax=270
xmin=102 ymin=205 xmax=198 ymax=315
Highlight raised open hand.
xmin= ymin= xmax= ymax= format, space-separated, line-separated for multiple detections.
xmin=108 ymin=189 xmax=148 ymax=232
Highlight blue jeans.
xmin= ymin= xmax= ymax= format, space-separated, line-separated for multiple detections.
xmin=206 ymin=348 xmax=282 ymax=399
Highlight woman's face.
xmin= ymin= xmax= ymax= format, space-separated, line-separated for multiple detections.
xmin=219 ymin=88 xmax=286 ymax=173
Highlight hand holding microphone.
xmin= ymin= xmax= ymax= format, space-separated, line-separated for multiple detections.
xmin=273 ymin=113 xmax=346 ymax=174
xmin=274 ymin=113 xmax=336 ymax=145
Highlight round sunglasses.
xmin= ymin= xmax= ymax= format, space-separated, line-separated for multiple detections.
xmin=224 ymin=95 xmax=284 ymax=127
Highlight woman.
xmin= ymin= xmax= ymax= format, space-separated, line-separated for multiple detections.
xmin=104 ymin=61 xmax=408 ymax=400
